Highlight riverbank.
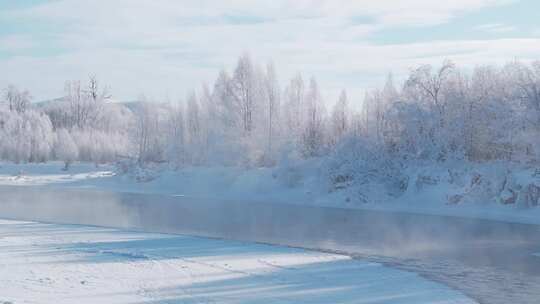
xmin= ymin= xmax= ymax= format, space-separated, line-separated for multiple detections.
xmin=1 ymin=161 xmax=539 ymax=225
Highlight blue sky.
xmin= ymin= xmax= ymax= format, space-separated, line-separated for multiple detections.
xmin=0 ymin=0 xmax=539 ymax=103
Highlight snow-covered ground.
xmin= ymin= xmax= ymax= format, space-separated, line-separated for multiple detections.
xmin=0 ymin=162 xmax=115 ymax=186
xmin=0 ymin=219 xmax=475 ymax=304
xmin=1 ymin=161 xmax=540 ymax=225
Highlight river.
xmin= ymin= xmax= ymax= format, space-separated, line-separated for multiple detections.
xmin=1 ymin=185 xmax=539 ymax=303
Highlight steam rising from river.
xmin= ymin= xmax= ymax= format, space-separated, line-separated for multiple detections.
xmin=1 ymin=185 xmax=537 ymax=258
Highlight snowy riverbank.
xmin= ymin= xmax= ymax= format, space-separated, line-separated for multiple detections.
xmin=1 ymin=161 xmax=540 ymax=225
xmin=0 ymin=219 xmax=476 ymax=304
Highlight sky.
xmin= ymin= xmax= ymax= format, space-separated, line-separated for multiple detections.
xmin=0 ymin=0 xmax=539 ymax=104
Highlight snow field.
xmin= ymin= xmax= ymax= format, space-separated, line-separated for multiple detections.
xmin=0 ymin=219 xmax=476 ymax=304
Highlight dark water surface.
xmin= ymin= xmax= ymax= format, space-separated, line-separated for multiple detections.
xmin=1 ymin=186 xmax=540 ymax=303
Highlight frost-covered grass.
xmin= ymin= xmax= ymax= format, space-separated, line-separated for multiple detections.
xmin=0 ymin=219 xmax=476 ymax=304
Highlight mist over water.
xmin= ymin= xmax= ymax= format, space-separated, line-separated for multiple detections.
xmin=1 ymin=185 xmax=540 ymax=304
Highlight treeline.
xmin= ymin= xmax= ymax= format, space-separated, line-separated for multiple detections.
xmin=1 ymin=56 xmax=539 ymax=169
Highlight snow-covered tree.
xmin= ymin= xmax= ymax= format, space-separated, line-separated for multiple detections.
xmin=302 ymin=77 xmax=326 ymax=157
xmin=231 ymin=54 xmax=258 ymax=135
xmin=405 ymin=61 xmax=455 ymax=124
xmin=135 ymin=100 xmax=166 ymax=164
xmin=3 ymin=85 xmax=31 ymax=113
xmin=3 ymin=57 xmax=540 ymax=168
xmin=0 ymin=108 xmax=54 ymax=163
xmin=166 ymin=103 xmax=186 ymax=166
xmin=64 ymin=77 xmax=110 ymax=130
xmin=331 ymin=90 xmax=349 ymax=145
xmin=55 ymin=128 xmax=78 ymax=170
xmin=283 ymin=74 xmax=305 ymax=142
xmin=262 ymin=62 xmax=280 ymax=164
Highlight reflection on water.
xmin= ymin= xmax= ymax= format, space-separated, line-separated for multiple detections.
xmin=1 ymin=185 xmax=540 ymax=304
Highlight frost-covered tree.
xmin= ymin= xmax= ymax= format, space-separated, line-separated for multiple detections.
xmin=187 ymin=92 xmax=207 ymax=164
xmin=135 ymin=100 xmax=166 ymax=164
xmin=205 ymin=69 xmax=245 ymax=165
xmin=186 ymin=93 xmax=201 ymax=142
xmin=0 ymin=109 xmax=54 ymax=163
xmin=231 ymin=54 xmax=258 ymax=134
xmin=405 ymin=61 xmax=455 ymax=124
xmin=197 ymin=83 xmax=213 ymax=161
xmin=262 ymin=62 xmax=280 ymax=163
xmin=283 ymin=74 xmax=305 ymax=143
xmin=3 ymin=56 xmax=540 ymax=168
xmin=403 ymin=61 xmax=457 ymax=159
xmin=55 ymin=128 xmax=78 ymax=170
xmin=3 ymin=85 xmax=31 ymax=113
xmin=302 ymin=77 xmax=326 ymax=157
xmin=166 ymin=103 xmax=186 ymax=166
xmin=331 ymin=90 xmax=349 ymax=145
xmin=506 ymin=61 xmax=540 ymax=123
xmin=64 ymin=77 xmax=110 ymax=130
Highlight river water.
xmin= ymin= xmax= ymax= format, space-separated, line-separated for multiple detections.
xmin=1 ymin=186 xmax=539 ymax=303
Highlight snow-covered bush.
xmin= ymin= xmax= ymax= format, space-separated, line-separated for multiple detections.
xmin=325 ymin=135 xmax=408 ymax=202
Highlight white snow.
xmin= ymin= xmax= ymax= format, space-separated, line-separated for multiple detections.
xmin=0 ymin=162 xmax=115 ymax=186
xmin=0 ymin=219 xmax=475 ymax=304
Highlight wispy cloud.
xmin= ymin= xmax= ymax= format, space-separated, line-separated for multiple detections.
xmin=475 ymin=23 xmax=516 ymax=33
xmin=0 ymin=35 xmax=36 ymax=51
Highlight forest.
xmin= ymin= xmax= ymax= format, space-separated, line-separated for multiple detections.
xmin=1 ymin=56 xmax=539 ymax=171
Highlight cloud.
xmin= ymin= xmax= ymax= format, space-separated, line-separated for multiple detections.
xmin=475 ymin=23 xmax=517 ymax=34
xmin=0 ymin=35 xmax=36 ymax=51
xmin=0 ymin=1 xmax=517 ymax=56
xmin=2 ymin=0 xmax=515 ymax=28
xmin=0 ymin=0 xmax=534 ymax=103
xmin=2 ymin=36 xmax=538 ymax=103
